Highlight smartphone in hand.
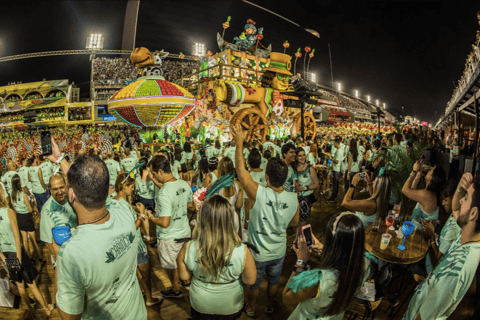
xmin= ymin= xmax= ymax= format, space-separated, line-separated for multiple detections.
xmin=41 ymin=131 xmax=52 ymax=156
xmin=302 ymin=224 xmax=314 ymax=249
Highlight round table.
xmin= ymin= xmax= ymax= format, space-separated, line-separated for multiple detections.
xmin=364 ymin=223 xmax=430 ymax=264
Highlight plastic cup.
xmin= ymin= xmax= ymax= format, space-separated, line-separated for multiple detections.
xmin=372 ymin=217 xmax=381 ymax=232
xmin=396 ymin=229 xmax=404 ymax=239
xmin=380 ymin=233 xmax=392 ymax=250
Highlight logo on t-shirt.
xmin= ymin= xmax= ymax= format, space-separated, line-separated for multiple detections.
xmin=176 ymin=188 xmax=187 ymax=196
xmin=105 ymin=232 xmax=135 ymax=263
xmin=266 ymin=200 xmax=289 ymax=211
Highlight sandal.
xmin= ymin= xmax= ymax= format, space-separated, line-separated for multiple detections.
xmin=265 ymin=302 xmax=276 ymax=314
xmin=245 ymin=304 xmax=257 ymax=318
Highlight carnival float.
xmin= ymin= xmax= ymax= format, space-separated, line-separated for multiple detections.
xmin=108 ymin=17 xmax=325 ymax=144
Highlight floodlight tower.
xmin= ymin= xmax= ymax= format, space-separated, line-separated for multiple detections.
xmin=192 ymin=43 xmax=206 ymax=57
xmin=87 ymin=34 xmax=105 ymax=101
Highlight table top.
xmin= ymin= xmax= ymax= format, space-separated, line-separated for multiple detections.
xmin=364 ymin=223 xmax=430 ymax=264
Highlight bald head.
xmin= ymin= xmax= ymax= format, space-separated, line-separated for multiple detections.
xmin=7 ymin=160 xmax=16 ymax=171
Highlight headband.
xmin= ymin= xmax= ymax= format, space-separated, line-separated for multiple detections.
xmin=332 ymin=212 xmax=355 ymax=236
xmin=122 ymin=161 xmax=145 ymax=184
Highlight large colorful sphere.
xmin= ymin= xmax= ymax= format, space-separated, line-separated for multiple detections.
xmin=108 ymin=78 xmax=196 ymax=127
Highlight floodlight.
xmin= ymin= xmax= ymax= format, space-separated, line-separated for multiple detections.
xmin=355 ymin=90 xmax=359 ymax=98
xmin=337 ymin=82 xmax=342 ymax=91
xmin=192 ymin=43 xmax=206 ymax=57
xmin=86 ymin=34 xmax=104 ymax=50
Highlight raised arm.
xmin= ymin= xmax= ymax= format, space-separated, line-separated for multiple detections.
xmin=231 ymin=124 xmax=258 ymax=202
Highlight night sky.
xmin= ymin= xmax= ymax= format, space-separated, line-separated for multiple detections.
xmin=0 ymin=0 xmax=479 ymax=124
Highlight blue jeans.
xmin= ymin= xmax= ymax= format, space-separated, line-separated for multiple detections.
xmin=330 ymin=171 xmax=339 ymax=200
xmin=248 ymin=255 xmax=285 ymax=290
xmin=34 ymin=192 xmax=49 ymax=213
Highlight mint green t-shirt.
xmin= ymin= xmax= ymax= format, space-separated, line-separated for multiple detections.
xmin=425 ymin=213 xmax=462 ymax=274
xmin=111 ymin=198 xmax=147 ymax=255
xmin=40 ymin=196 xmax=78 ymax=244
xmin=185 ymin=241 xmax=246 ymax=315
xmin=248 ymin=185 xmax=298 ymax=261
xmin=224 ymin=147 xmax=236 ymax=167
xmin=263 ymin=141 xmax=275 ymax=153
xmin=241 ymin=170 xmax=266 ymax=222
xmin=0 ymin=207 xmax=16 ymax=252
xmin=283 ymin=165 xmax=295 ymax=193
xmin=205 ymin=145 xmax=215 ymax=160
xmin=56 ymin=203 xmax=147 ymax=320
xmin=449 ymin=145 xmax=459 ymax=163
xmin=105 ymin=159 xmax=121 ymax=186
xmin=1 ymin=170 xmax=19 ymax=195
xmin=136 ymin=177 xmax=155 ymax=200
xmin=18 ymin=166 xmax=31 ymax=190
xmin=297 ymin=166 xmax=313 ymax=197
xmin=331 ymin=146 xmax=344 ymax=172
xmin=0 ymin=182 xmax=8 ymax=202
xmin=288 ymin=258 xmax=370 ymax=320
xmin=260 ymin=157 xmax=268 ymax=171
xmin=348 ymin=151 xmax=363 ymax=173
xmin=121 ymin=157 xmax=138 ymax=173
xmin=403 ymin=235 xmax=480 ymax=320
xmin=180 ymin=151 xmax=193 ymax=165
xmin=29 ymin=166 xmax=45 ymax=194
xmin=172 ymin=160 xmax=181 ymax=179
xmin=13 ymin=192 xmax=29 ymax=214
xmin=155 ymin=179 xmax=193 ymax=241
xmin=39 ymin=161 xmax=54 ymax=186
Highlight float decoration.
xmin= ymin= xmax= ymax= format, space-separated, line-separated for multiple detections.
xmin=108 ymin=48 xmax=196 ymax=128
xmin=217 ymin=18 xmax=272 ymax=58
xmin=307 ymin=49 xmax=315 ymax=77
xmin=222 ymin=16 xmax=232 ymax=39
xmin=303 ymin=47 xmax=311 ymax=80
xmin=283 ymin=40 xmax=290 ymax=54
xmin=294 ymin=48 xmax=302 ymax=76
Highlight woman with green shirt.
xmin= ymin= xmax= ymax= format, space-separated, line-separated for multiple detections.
xmin=0 ymin=191 xmax=54 ymax=317
xmin=344 ymin=139 xmax=363 ymax=195
xmin=295 ymin=148 xmax=319 ymax=226
xmin=283 ymin=213 xmax=370 ymax=320
xmin=113 ymin=173 xmax=161 ymax=307
xmin=11 ymin=174 xmax=44 ymax=264
xmin=214 ymin=139 xmax=223 ymax=158
xmin=135 ymin=158 xmax=155 ymax=242
xmin=177 ymin=195 xmax=257 ymax=319
xmin=181 ymin=142 xmax=194 ymax=170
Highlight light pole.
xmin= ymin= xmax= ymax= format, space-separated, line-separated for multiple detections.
xmin=86 ymin=34 xmax=105 ymax=101
xmin=383 ymin=102 xmax=386 ymax=109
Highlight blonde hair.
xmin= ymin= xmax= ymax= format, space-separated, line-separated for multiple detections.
xmin=193 ymin=195 xmax=242 ymax=282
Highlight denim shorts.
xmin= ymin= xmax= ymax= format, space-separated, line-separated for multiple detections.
xmin=137 ymin=252 xmax=149 ymax=266
xmin=248 ymin=255 xmax=286 ymax=290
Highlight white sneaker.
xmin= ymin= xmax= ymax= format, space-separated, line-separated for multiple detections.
xmin=146 ymin=297 xmax=163 ymax=307
xmin=190 ymin=219 xmax=197 ymax=227
xmin=143 ymin=235 xmax=151 ymax=241
xmin=360 ymin=188 xmax=368 ymax=193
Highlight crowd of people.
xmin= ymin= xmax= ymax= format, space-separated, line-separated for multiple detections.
xmin=162 ymin=60 xmax=200 ymax=83
xmin=0 ymin=121 xmax=479 ymax=320
xmin=93 ymin=57 xmax=139 ymax=86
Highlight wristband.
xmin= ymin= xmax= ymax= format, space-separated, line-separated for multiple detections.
xmin=55 ymin=153 xmax=65 ymax=165
xmin=368 ymin=182 xmax=373 ymax=186
xmin=350 ymin=184 xmax=355 ymax=189
xmin=410 ymin=172 xmax=416 ymax=178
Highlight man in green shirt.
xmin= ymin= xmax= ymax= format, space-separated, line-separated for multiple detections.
xmin=49 ymin=150 xmax=147 ymax=319
xmin=232 ymin=124 xmax=299 ymax=317
xmin=147 ymin=155 xmax=194 ymax=299
xmin=224 ymin=141 xmax=236 ymax=167
xmin=281 ymin=143 xmax=297 ymax=192
xmin=17 ymin=158 xmax=33 ymax=195
xmin=327 ymin=137 xmax=344 ymax=202
xmin=104 ymin=151 xmax=121 ymax=186
xmin=403 ymin=173 xmax=480 ymax=320
xmin=121 ymin=148 xmax=138 ymax=173
xmin=262 ymin=135 xmax=275 ymax=154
